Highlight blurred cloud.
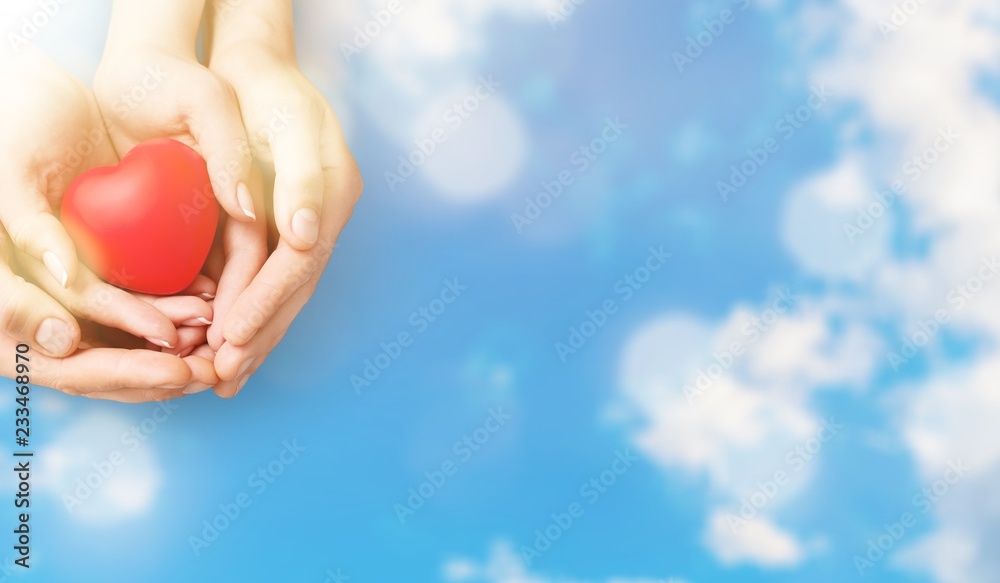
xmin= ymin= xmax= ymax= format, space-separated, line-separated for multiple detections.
xmin=4 ymin=1 xmax=1000 ymax=581
xmin=314 ymin=0 xmax=562 ymax=202
xmin=892 ymin=361 xmax=1000 ymax=582
xmin=613 ymin=311 xmax=824 ymax=566
xmin=417 ymin=91 xmax=528 ymax=202
xmin=780 ymin=154 xmax=891 ymax=281
xmin=703 ymin=509 xmax=804 ymax=568
xmin=612 ymin=248 xmax=882 ymax=568
xmin=779 ymin=1 xmax=1000 ymax=580
xmin=35 ymin=412 xmax=161 ymax=524
xmin=443 ymin=540 xmax=687 ymax=583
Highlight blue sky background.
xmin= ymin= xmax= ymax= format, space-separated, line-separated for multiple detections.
xmin=2 ymin=0 xmax=998 ymax=582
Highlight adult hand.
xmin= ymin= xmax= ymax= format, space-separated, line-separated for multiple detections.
xmin=0 ymin=323 xmax=216 ymax=404
xmin=0 ymin=229 xmax=218 ymax=403
xmin=206 ymin=52 xmax=362 ymax=397
xmin=204 ymin=2 xmax=363 ymax=396
xmin=95 ymin=0 xmax=257 ymax=223
xmin=0 ymin=50 xmax=204 ymax=357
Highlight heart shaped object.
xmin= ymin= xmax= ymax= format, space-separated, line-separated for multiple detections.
xmin=61 ymin=138 xmax=219 ymax=295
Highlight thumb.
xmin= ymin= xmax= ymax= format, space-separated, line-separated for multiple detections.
xmin=0 ymin=181 xmax=78 ymax=288
xmin=270 ymin=121 xmax=325 ymax=250
xmin=0 ymin=235 xmax=80 ymax=357
xmin=188 ymin=81 xmax=256 ymax=224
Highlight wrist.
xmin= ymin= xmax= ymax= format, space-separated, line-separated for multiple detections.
xmin=207 ymin=41 xmax=297 ymax=83
xmin=205 ymin=0 xmax=297 ymax=67
xmin=102 ymin=0 xmax=205 ymax=61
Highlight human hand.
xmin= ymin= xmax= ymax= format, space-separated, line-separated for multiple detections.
xmin=0 ymin=229 xmax=219 ymax=403
xmin=203 ymin=51 xmax=362 ymax=396
xmin=0 ymin=50 xmax=208 ymax=358
xmin=0 ymin=305 xmax=218 ymax=404
xmin=95 ymin=0 xmax=257 ymax=224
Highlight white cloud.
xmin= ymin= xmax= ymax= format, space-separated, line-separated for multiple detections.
xmin=611 ymin=3 xmax=1000 ymax=580
xmin=774 ymin=1 xmax=1000 ymax=580
xmin=750 ymin=311 xmax=880 ymax=388
xmin=901 ymin=360 xmax=1000 ymax=477
xmin=305 ymin=0 xmax=559 ymax=202
xmin=417 ymin=90 xmax=528 ymax=202
xmin=893 ymin=528 xmax=980 ymax=583
xmin=34 ymin=412 xmax=161 ymax=524
xmin=443 ymin=540 xmax=688 ymax=583
xmin=780 ymin=154 xmax=891 ymax=281
xmin=614 ymin=300 xmax=869 ymax=567
xmin=889 ymin=361 xmax=1000 ymax=582
xmin=703 ymin=509 xmax=804 ymax=568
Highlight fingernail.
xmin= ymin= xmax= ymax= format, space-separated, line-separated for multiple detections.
xmin=198 ymin=292 xmax=216 ymax=300
xmin=236 ymin=357 xmax=254 ymax=378
xmin=162 ymin=383 xmax=187 ymax=389
xmin=237 ymin=182 xmax=256 ymax=220
xmin=146 ymin=337 xmax=175 ymax=349
xmin=181 ymin=317 xmax=213 ymax=326
xmin=43 ymin=251 xmax=68 ymax=287
xmin=183 ymin=383 xmax=212 ymax=395
xmin=35 ymin=318 xmax=73 ymax=356
xmin=236 ymin=376 xmax=249 ymax=394
xmin=291 ymin=208 xmax=319 ymax=245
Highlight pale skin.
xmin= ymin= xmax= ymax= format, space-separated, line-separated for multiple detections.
xmin=0 ymin=1 xmax=362 ymax=400
xmin=0 ymin=50 xmax=216 ymax=402
xmin=203 ymin=0 xmax=364 ymax=397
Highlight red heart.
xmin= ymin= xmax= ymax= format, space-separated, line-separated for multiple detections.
xmin=61 ymin=139 xmax=219 ymax=295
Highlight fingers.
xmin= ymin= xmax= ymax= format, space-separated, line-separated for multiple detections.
xmin=164 ymin=326 xmax=208 ymax=358
xmin=181 ymin=274 xmax=218 ymax=301
xmin=179 ymin=352 xmax=220 ymax=396
xmin=86 ymin=389 xmax=188 ymax=404
xmin=6 ymin=339 xmax=192 ymax=396
xmin=93 ymin=353 xmax=218 ymax=402
xmin=0 ymin=182 xmax=78 ymax=288
xmin=270 ymin=121 xmax=325 ymax=250
xmin=221 ymin=239 xmax=327 ymax=346
xmin=188 ymin=79 xmax=255 ymax=224
xmin=17 ymin=255 xmax=180 ymax=349
xmin=135 ymin=294 xmax=214 ymax=327
xmin=207 ymin=169 xmax=269 ymax=351
xmin=222 ymin=157 xmax=359 ymax=347
xmin=0 ymin=237 xmax=80 ymax=357
xmin=214 ymin=281 xmax=315 ymax=398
